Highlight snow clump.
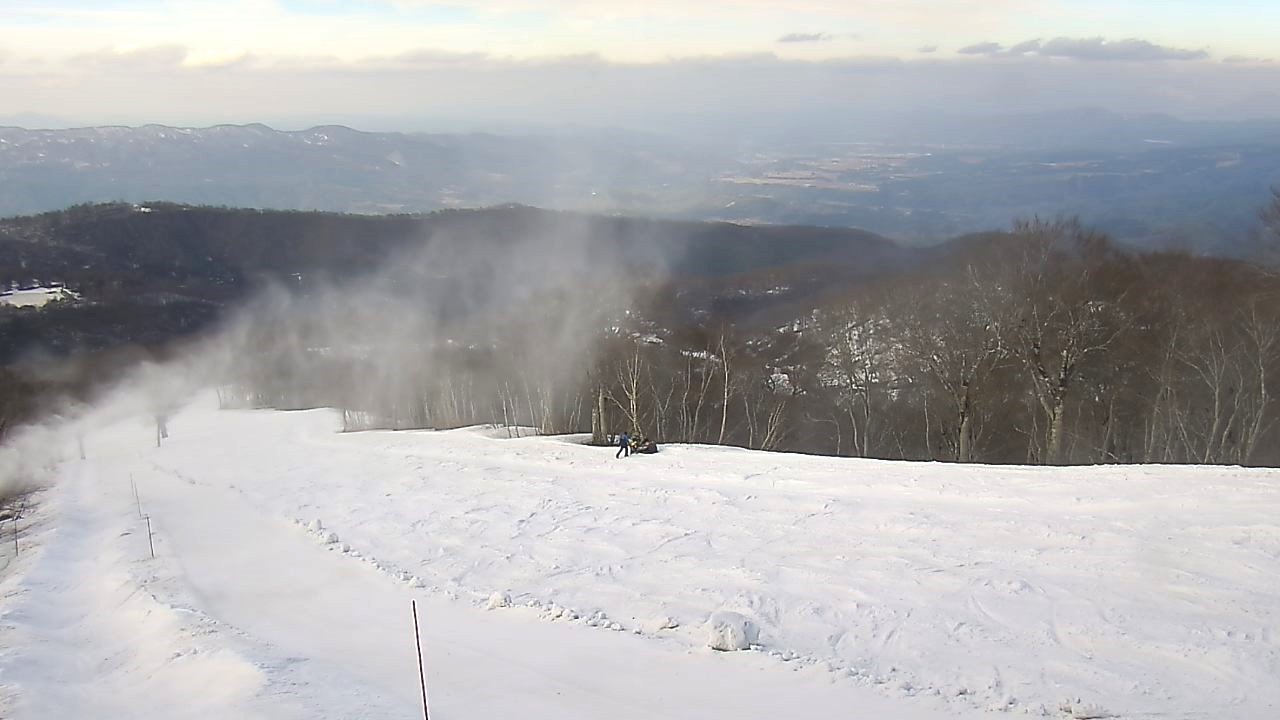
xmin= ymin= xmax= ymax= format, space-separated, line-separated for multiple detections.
xmin=643 ymin=616 xmax=679 ymax=633
xmin=704 ymin=611 xmax=759 ymax=651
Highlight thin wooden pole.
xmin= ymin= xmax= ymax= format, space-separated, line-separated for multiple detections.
xmin=145 ymin=515 xmax=155 ymax=559
xmin=412 ymin=600 xmax=430 ymax=720
xmin=12 ymin=499 xmax=24 ymax=557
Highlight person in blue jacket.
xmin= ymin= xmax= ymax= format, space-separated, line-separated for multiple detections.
xmin=616 ymin=431 xmax=631 ymax=458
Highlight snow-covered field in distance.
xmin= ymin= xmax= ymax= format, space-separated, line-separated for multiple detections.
xmin=1 ymin=392 xmax=1276 ymax=719
xmin=0 ymin=286 xmax=79 ymax=308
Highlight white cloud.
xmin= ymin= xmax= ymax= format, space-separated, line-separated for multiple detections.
xmin=72 ymin=44 xmax=190 ymax=69
xmin=778 ymin=33 xmax=832 ymax=43
xmin=2 ymin=2 xmax=1276 ymax=126
xmin=1037 ymin=36 xmax=1207 ymax=62
xmin=958 ymin=42 xmax=1003 ymax=55
xmin=955 ymin=36 xmax=1209 ymax=62
xmin=1222 ymin=55 xmax=1273 ymax=65
xmin=182 ymin=47 xmax=252 ymax=69
xmin=5 ymin=50 xmax=1278 ymax=130
xmin=0 ymin=0 xmax=1059 ymax=63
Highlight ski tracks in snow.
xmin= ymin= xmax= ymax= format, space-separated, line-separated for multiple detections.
xmin=3 ymin=402 xmax=992 ymax=720
xmin=139 ymin=403 xmax=1280 ymax=718
xmin=5 ymin=395 xmax=1280 ymax=720
xmin=0 ymin=463 xmax=305 ymax=720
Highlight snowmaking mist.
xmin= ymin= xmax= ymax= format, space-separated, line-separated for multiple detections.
xmin=1 ymin=208 xmax=682 ymax=496
xmin=209 ymin=210 xmax=675 ymax=433
xmin=0 ymin=356 xmax=209 ymax=499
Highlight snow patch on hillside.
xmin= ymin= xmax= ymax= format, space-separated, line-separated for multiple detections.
xmin=0 ymin=285 xmax=79 ymax=308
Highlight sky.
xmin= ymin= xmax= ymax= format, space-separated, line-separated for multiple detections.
xmin=2 ymin=0 xmax=1278 ymax=131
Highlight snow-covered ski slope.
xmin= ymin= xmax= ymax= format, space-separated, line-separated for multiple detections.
xmin=2 ymin=393 xmax=1277 ymax=719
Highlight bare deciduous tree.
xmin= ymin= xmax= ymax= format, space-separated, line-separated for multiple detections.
xmin=1006 ymin=218 xmax=1131 ymax=464
xmin=900 ymin=273 xmax=1007 ymax=462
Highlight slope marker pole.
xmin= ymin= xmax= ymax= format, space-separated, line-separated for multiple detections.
xmin=145 ymin=515 xmax=155 ymax=559
xmin=12 ymin=499 xmax=26 ymax=557
xmin=412 ymin=599 xmax=430 ymax=720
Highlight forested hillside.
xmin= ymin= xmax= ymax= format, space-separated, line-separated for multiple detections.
xmin=3 ymin=200 xmax=1278 ymax=465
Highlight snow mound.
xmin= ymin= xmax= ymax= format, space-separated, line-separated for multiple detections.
xmin=1062 ymin=699 xmax=1112 ymax=719
xmin=705 ymin=611 xmax=759 ymax=651
xmin=543 ymin=603 xmax=580 ymax=621
xmin=643 ymin=615 xmax=679 ymax=633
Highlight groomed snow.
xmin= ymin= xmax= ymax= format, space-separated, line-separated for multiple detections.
xmin=1 ymin=392 xmax=1277 ymax=719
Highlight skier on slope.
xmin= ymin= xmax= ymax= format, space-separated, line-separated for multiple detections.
xmin=616 ymin=431 xmax=632 ymax=458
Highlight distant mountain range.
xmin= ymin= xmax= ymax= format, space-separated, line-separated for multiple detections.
xmin=0 ymin=124 xmax=724 ymax=218
xmin=868 ymin=108 xmax=1280 ymax=151
xmin=2 ymin=115 xmax=1278 ymax=254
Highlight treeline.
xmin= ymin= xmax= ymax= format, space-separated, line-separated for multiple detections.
xmin=798 ymin=219 xmax=1279 ymax=465
xmin=225 ymin=214 xmax=1280 ymax=466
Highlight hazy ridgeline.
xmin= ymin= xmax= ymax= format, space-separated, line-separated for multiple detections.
xmin=4 ymin=122 xmax=1279 ymax=255
xmin=213 ymin=212 xmax=1280 ymax=467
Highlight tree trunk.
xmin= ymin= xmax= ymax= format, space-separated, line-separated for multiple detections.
xmin=718 ymin=336 xmax=731 ymax=445
xmin=1045 ymin=400 xmax=1066 ymax=464
xmin=957 ymin=411 xmax=973 ymax=463
xmin=591 ymin=384 xmax=606 ymax=445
